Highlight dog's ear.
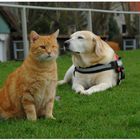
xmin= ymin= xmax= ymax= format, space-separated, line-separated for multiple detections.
xmin=94 ymin=36 xmax=105 ymax=57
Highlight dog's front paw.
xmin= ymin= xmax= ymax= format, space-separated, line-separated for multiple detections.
xmin=75 ymin=89 xmax=84 ymax=94
xmin=74 ymin=87 xmax=85 ymax=94
xmin=57 ymin=80 xmax=66 ymax=86
xmin=80 ymin=89 xmax=94 ymax=95
xmin=74 ymin=88 xmax=93 ymax=95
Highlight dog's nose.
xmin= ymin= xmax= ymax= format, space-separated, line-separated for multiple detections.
xmin=64 ymin=41 xmax=70 ymax=48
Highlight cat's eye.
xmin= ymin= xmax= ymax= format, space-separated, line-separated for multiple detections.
xmin=78 ymin=36 xmax=84 ymax=39
xmin=40 ymin=45 xmax=46 ymax=49
xmin=52 ymin=45 xmax=56 ymax=48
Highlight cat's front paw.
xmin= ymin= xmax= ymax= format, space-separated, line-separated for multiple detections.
xmin=27 ymin=116 xmax=37 ymax=121
xmin=46 ymin=115 xmax=56 ymax=120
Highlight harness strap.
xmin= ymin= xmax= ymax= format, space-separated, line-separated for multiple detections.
xmin=74 ymin=57 xmax=125 ymax=85
xmin=75 ymin=61 xmax=117 ymax=74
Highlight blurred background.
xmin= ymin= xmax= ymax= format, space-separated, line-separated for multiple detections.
xmin=0 ymin=2 xmax=139 ymax=61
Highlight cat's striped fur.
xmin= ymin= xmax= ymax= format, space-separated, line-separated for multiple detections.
xmin=0 ymin=30 xmax=59 ymax=121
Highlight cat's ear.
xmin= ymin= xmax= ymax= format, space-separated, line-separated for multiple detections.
xmin=30 ymin=31 xmax=39 ymax=43
xmin=52 ymin=29 xmax=59 ymax=38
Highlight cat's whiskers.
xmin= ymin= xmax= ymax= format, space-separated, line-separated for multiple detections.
xmin=22 ymin=55 xmax=55 ymax=77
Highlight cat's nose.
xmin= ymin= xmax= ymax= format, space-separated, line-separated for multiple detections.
xmin=48 ymin=52 xmax=51 ymax=55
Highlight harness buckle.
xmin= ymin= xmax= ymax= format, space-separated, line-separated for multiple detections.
xmin=115 ymin=57 xmax=125 ymax=85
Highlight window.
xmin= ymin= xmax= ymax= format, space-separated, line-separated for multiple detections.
xmin=122 ymin=24 xmax=127 ymax=33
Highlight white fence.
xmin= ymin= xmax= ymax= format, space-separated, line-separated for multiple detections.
xmin=0 ymin=3 xmax=140 ymax=59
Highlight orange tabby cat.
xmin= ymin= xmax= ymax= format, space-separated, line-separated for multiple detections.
xmin=0 ymin=30 xmax=59 ymax=121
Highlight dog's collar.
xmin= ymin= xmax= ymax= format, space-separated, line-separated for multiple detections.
xmin=74 ymin=55 xmax=125 ymax=85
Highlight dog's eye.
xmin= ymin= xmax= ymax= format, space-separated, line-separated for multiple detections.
xmin=78 ymin=36 xmax=84 ymax=39
xmin=40 ymin=45 xmax=46 ymax=49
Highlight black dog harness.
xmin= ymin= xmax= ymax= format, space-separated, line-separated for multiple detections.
xmin=74 ymin=55 xmax=125 ymax=85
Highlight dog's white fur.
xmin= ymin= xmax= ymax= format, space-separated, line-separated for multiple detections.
xmin=58 ymin=31 xmax=118 ymax=95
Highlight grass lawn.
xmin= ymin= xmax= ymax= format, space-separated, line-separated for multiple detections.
xmin=0 ymin=50 xmax=140 ymax=138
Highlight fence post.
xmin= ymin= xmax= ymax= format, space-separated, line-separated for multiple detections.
xmin=135 ymin=14 xmax=140 ymax=49
xmin=21 ymin=7 xmax=29 ymax=59
xmin=87 ymin=10 xmax=92 ymax=31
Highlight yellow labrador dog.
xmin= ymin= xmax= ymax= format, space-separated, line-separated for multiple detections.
xmin=58 ymin=31 xmax=124 ymax=95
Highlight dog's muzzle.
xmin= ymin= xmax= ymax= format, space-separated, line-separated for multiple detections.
xmin=64 ymin=41 xmax=71 ymax=51
xmin=64 ymin=40 xmax=80 ymax=54
xmin=64 ymin=41 xmax=70 ymax=48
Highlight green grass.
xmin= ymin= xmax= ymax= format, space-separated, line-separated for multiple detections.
xmin=0 ymin=50 xmax=140 ymax=138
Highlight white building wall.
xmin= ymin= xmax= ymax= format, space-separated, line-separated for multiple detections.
xmin=114 ymin=13 xmax=125 ymax=33
xmin=111 ymin=3 xmax=126 ymax=34
xmin=0 ymin=34 xmax=10 ymax=62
